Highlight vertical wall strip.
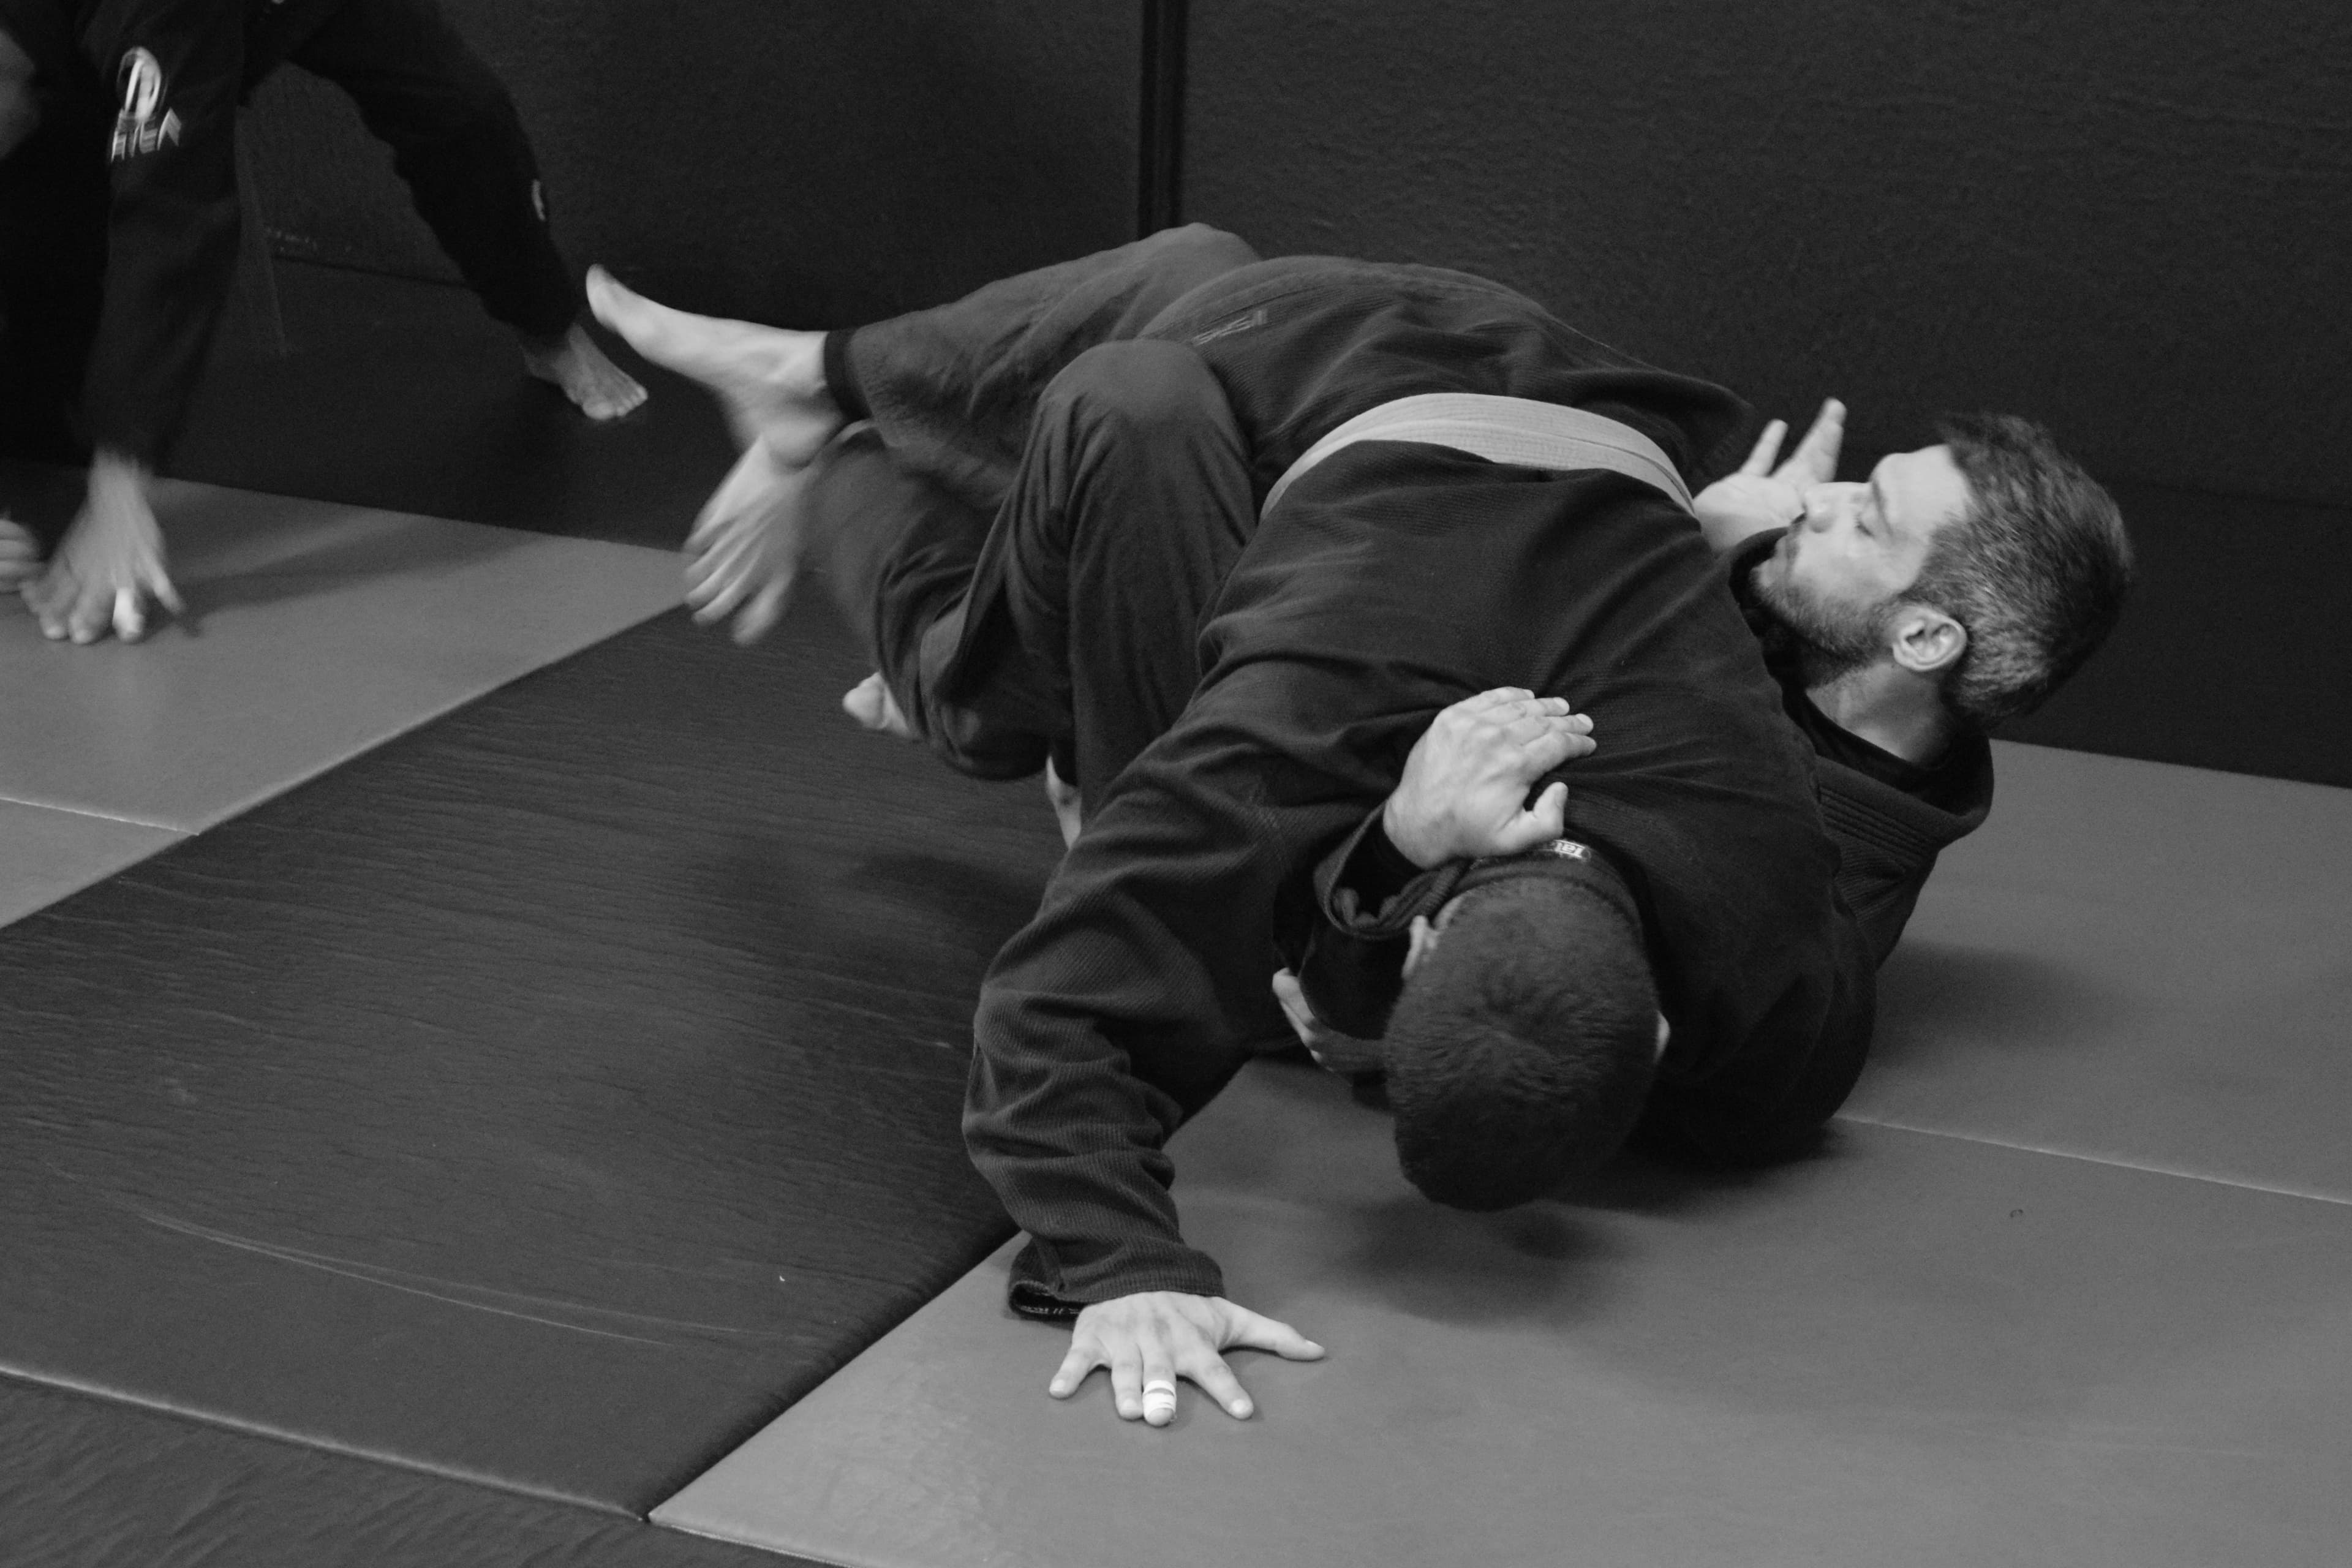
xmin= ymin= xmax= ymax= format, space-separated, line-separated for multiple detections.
xmin=1137 ymin=0 xmax=1187 ymax=236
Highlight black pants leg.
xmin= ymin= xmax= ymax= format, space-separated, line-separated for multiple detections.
xmin=804 ymin=341 xmax=1256 ymax=801
xmin=0 ymin=93 xmax=108 ymax=500
xmin=834 ymin=224 xmax=1262 ymax=513
xmin=286 ymin=0 xmax=578 ymax=338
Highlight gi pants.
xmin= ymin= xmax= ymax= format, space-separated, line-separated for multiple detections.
xmin=801 ymin=224 xmax=1267 ymax=806
xmin=0 ymin=0 xmax=577 ymax=475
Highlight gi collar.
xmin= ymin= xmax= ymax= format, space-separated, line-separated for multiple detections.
xmin=1297 ymin=839 xmax=1641 ymax=1041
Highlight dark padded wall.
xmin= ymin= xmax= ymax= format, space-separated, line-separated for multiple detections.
xmin=1182 ymin=0 xmax=2352 ymax=505
xmin=243 ymin=0 xmax=1140 ymax=324
xmin=1182 ymin=0 xmax=2352 ymax=785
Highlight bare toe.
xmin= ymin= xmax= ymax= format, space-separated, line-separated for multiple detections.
xmin=524 ymin=326 xmax=651 ymax=421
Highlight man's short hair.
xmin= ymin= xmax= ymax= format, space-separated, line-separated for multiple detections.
xmin=1384 ymin=874 xmax=1659 ymax=1211
xmin=1908 ymin=413 xmax=2133 ymax=729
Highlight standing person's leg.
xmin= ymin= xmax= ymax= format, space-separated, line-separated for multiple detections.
xmin=285 ymin=0 xmax=644 ymax=419
xmin=0 ymin=88 xmax=109 ymax=581
xmin=587 ymin=225 xmax=1259 ymax=641
xmin=807 ymin=341 xmax=1255 ymax=819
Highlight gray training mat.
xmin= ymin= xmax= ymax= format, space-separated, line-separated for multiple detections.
xmin=0 ymin=605 xmax=1042 ymax=1514
xmin=1850 ymin=741 xmax=2352 ymax=1199
xmin=656 ymin=745 xmax=2352 ymax=1567
xmin=654 ymin=1058 xmax=2352 ymax=1568
xmin=0 ymin=798 xmax=180 ymax=930
xmin=0 ymin=462 xmax=680 ymax=835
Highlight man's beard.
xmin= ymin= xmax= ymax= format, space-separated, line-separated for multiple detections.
xmin=1754 ymin=569 xmax=1888 ymax=687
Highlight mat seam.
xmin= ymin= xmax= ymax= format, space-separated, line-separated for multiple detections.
xmin=1834 ymin=1111 xmax=2352 ymax=1208
xmin=652 ymin=1515 xmax=867 ymax=1568
xmin=0 ymin=1363 xmax=643 ymax=1519
xmin=0 ymin=794 xmax=187 ymax=832
xmin=0 ymin=594 xmax=679 ymax=839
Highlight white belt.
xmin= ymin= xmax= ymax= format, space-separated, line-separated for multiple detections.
xmin=1262 ymin=393 xmax=1694 ymax=519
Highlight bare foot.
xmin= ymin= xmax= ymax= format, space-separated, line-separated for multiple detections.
xmin=842 ymin=673 xmax=919 ymax=740
xmin=521 ymin=322 xmax=649 ymax=421
xmin=586 ymin=266 xmax=853 ymax=641
xmin=0 ymin=516 xmax=40 ymax=593
xmin=584 ymin=266 xmax=839 ymax=462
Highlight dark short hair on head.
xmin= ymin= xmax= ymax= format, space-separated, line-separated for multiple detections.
xmin=1908 ymin=413 xmax=2134 ymax=730
xmin=1384 ymin=875 xmax=1659 ymax=1211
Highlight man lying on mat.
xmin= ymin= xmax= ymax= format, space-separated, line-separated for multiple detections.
xmin=589 ymin=227 xmax=2130 ymax=1428
xmin=1272 ymin=391 xmax=2134 ymax=1083
xmin=0 ymin=0 xmax=645 ymax=644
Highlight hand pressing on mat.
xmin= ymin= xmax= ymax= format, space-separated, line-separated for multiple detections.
xmin=1050 ymin=1292 xmax=1324 ymax=1427
xmin=1692 ymin=397 xmax=1845 ymax=554
xmin=22 ymin=451 xmax=183 ymax=644
xmin=1381 ymin=687 xmax=1594 ymax=869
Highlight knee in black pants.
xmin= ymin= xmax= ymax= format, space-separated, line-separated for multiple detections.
xmin=1036 ymin=339 xmax=1235 ymax=458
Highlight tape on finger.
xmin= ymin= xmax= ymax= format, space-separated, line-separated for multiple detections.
xmin=1142 ymin=1378 xmax=1178 ymax=1421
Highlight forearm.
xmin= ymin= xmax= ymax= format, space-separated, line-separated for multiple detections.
xmin=85 ymin=449 xmax=153 ymax=505
xmin=960 ymin=747 xmax=1315 ymax=1308
xmin=964 ymin=998 xmax=1231 ymax=1310
xmin=75 ymin=0 xmax=246 ymax=465
xmin=66 ymin=0 xmax=247 ymax=465
xmin=84 ymin=176 xmax=241 ymax=466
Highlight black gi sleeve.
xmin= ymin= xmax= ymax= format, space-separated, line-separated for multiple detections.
xmin=963 ymin=673 xmax=1357 ymax=1314
xmin=1637 ymin=905 xmax=1877 ymax=1164
xmin=1287 ymin=807 xmax=1463 ymax=1039
xmin=78 ymin=0 xmax=245 ymax=466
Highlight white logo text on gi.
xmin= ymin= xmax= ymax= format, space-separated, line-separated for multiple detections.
xmin=111 ymin=48 xmax=183 ymax=161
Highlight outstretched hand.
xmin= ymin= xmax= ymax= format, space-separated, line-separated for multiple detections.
xmin=1050 ymin=1291 xmax=1324 ymax=1427
xmin=1691 ymin=397 xmax=1845 ymax=552
xmin=682 ymin=439 xmax=805 ymax=643
xmin=23 ymin=454 xmax=182 ymax=644
xmin=1381 ymin=687 xmax=1594 ymax=869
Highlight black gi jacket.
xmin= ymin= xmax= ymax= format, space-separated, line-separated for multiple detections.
xmin=1310 ymin=533 xmax=2000 ymax=1013
xmin=967 ymin=259 xmax=1876 ymax=1311
xmin=1 ymin=0 xmax=334 ymax=463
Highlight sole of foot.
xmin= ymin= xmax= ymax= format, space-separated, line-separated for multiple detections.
xmin=584 ymin=266 xmax=839 ymax=462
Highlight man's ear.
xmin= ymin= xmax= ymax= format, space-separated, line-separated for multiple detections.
xmin=1886 ymin=603 xmax=1967 ymax=677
